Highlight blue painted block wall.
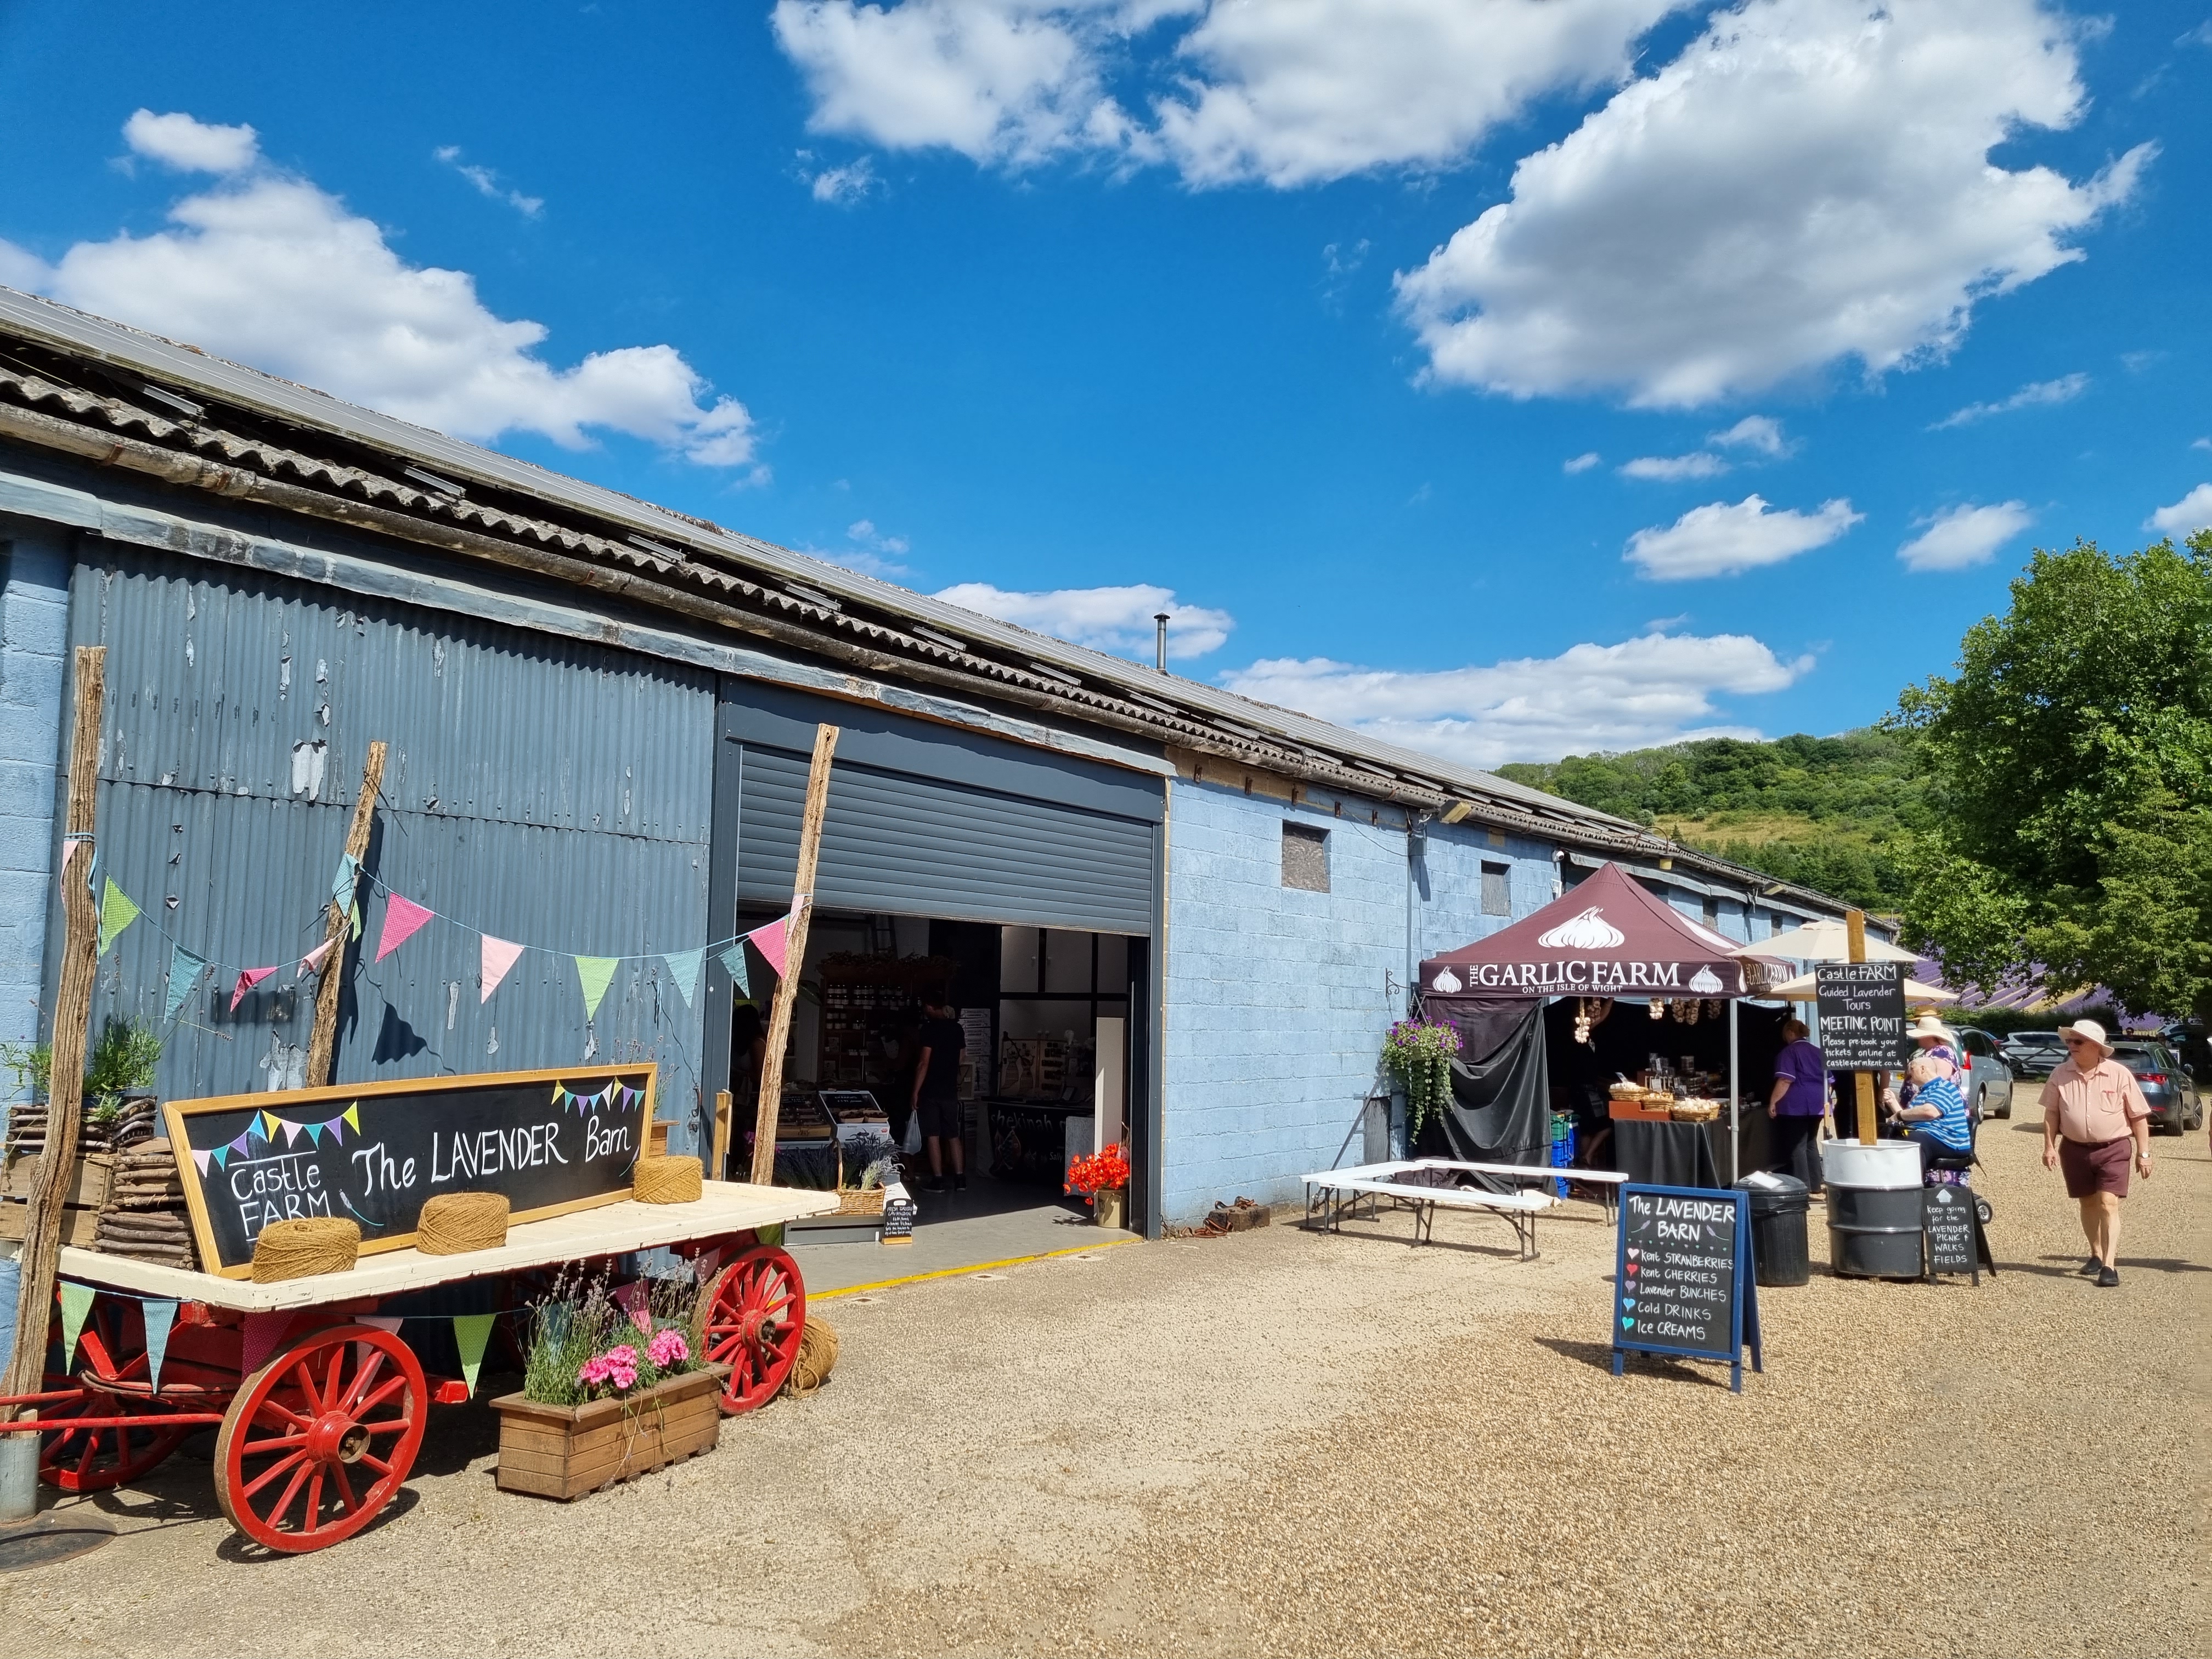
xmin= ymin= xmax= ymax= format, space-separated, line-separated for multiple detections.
xmin=0 ymin=521 xmax=68 ymax=1125
xmin=1158 ymin=782 xmax=1559 ymax=1226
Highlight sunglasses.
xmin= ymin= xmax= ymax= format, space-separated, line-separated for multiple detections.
xmin=2062 ymin=1036 xmax=2094 ymax=1048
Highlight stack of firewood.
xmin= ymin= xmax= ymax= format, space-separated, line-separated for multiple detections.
xmin=93 ymin=1139 xmax=198 ymax=1269
xmin=5 ymin=1095 xmax=161 ymax=1155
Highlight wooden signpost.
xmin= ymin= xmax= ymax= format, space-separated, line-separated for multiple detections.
xmin=749 ymin=723 xmax=838 ymax=1186
xmin=163 ymin=1064 xmax=656 ymax=1277
xmin=306 ymin=740 xmax=387 ymax=1090
xmin=1610 ymin=1182 xmax=1763 ymax=1392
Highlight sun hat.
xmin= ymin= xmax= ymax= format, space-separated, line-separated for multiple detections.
xmin=2058 ymin=1018 xmax=2113 ymax=1054
xmin=1905 ymin=1013 xmax=1956 ymax=1042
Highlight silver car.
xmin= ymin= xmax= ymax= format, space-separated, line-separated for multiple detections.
xmin=2111 ymin=1042 xmax=2204 ymax=1134
xmin=1954 ymin=1026 xmax=2014 ymax=1120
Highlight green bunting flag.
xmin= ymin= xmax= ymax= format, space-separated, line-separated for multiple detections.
xmin=662 ymin=947 xmax=704 ymax=1009
xmin=575 ymin=956 xmax=618 ymax=1020
xmin=163 ymin=943 xmax=208 ymax=1023
xmin=97 ymin=879 xmax=141 ymax=955
xmin=58 ymin=1281 xmax=95 ymax=1368
xmin=142 ymin=1298 xmax=179 ymax=1392
xmin=452 ymin=1313 xmax=496 ymax=1398
xmin=718 ymin=943 xmax=751 ymax=1001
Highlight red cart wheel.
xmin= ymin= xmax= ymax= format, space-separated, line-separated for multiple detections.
xmin=695 ymin=1246 xmax=805 ymax=1413
xmin=40 ymin=1298 xmax=191 ymax=1492
xmin=215 ymin=1324 xmax=426 ymax=1554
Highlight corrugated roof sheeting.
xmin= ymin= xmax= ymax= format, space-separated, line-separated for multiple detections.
xmin=60 ymin=551 xmax=715 ymax=1121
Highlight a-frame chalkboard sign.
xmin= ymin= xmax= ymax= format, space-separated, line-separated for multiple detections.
xmin=1610 ymin=1183 xmax=1763 ymax=1392
xmin=163 ymin=1065 xmax=657 ymax=1278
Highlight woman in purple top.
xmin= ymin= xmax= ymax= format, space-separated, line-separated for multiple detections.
xmin=1768 ymin=1018 xmax=1829 ymax=1189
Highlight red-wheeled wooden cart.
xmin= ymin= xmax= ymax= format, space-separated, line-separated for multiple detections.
xmin=0 ymin=1180 xmax=836 ymax=1553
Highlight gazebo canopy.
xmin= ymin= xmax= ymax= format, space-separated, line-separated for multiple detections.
xmin=1419 ymin=861 xmax=1754 ymax=1002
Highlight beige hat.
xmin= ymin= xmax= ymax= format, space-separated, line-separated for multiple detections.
xmin=2059 ymin=1018 xmax=2113 ymax=1054
xmin=1905 ymin=1013 xmax=1956 ymax=1043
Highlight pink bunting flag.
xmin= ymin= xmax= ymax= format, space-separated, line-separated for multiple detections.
xmin=692 ymin=1246 xmax=723 ymax=1284
xmin=747 ymin=914 xmax=791 ymax=980
xmin=240 ymin=1311 xmax=292 ymax=1376
xmin=357 ymin=1316 xmax=404 ymax=1334
xmin=481 ymin=934 xmax=524 ymax=1002
xmin=612 ymin=1279 xmax=653 ymax=1335
xmin=60 ymin=838 xmax=80 ymax=879
xmin=230 ymin=966 xmax=279 ymax=1011
xmin=298 ymin=938 xmax=334 ymax=977
xmin=375 ymin=893 xmax=434 ymax=962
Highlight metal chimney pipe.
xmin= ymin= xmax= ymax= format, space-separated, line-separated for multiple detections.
xmin=1154 ymin=612 xmax=1170 ymax=671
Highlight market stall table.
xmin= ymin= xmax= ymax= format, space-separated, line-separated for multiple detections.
xmin=0 ymin=1179 xmax=836 ymax=1553
xmin=1608 ymin=1119 xmax=1724 ymax=1189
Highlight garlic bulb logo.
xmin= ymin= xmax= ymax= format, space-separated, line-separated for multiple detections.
xmin=1687 ymin=966 xmax=1724 ymax=994
xmin=1536 ymin=906 xmax=1624 ymax=950
xmin=1432 ymin=967 xmax=1463 ymax=993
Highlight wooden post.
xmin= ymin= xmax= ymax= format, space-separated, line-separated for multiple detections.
xmin=304 ymin=741 xmax=386 ymax=1090
xmin=2 ymin=647 xmax=104 ymax=1421
xmin=748 ymin=724 xmax=838 ymax=1186
xmin=1847 ymin=909 xmax=1877 ymax=1145
xmin=710 ymin=1090 xmax=733 ymax=1182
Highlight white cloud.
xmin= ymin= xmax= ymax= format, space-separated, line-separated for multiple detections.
xmin=2193 ymin=437 xmax=2212 ymax=453
xmin=1711 ymin=415 xmax=1790 ymax=456
xmin=1928 ymin=371 xmax=2088 ymax=430
xmin=848 ymin=517 xmax=909 ymax=555
xmin=1626 ymin=493 xmax=1861 ymax=579
xmin=933 ymin=581 xmax=1234 ymax=658
xmin=1396 ymin=0 xmax=2153 ymax=408
xmin=1898 ymin=500 xmax=2032 ymax=571
xmin=1620 ymin=452 xmax=1728 ymax=481
xmin=2147 ymin=484 xmax=2212 ymax=538
xmin=123 ymin=109 xmax=259 ymax=174
xmin=1218 ymin=630 xmax=1813 ymax=768
xmin=10 ymin=114 xmax=760 ymax=472
xmin=1563 ymin=451 xmax=1602 ymax=475
xmin=770 ymin=0 xmax=1677 ymax=183
xmin=433 ymin=146 xmax=544 ymax=217
xmin=809 ymin=156 xmax=878 ymax=203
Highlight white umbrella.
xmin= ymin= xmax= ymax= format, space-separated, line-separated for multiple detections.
xmin=1763 ymin=970 xmax=1955 ymax=1002
xmin=1733 ymin=920 xmax=1919 ymax=963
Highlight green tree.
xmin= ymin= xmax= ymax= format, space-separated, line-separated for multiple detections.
xmin=1891 ymin=533 xmax=2212 ymax=1019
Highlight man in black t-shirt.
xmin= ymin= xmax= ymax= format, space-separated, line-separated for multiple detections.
xmin=910 ymin=996 xmax=967 ymax=1190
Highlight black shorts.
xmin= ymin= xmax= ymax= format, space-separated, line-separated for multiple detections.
xmin=917 ymin=1094 xmax=964 ymax=1141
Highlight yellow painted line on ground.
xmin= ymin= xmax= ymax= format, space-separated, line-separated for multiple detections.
xmin=810 ymin=1234 xmax=1143 ymax=1300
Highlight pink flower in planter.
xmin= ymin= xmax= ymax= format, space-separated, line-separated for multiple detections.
xmin=601 ymin=1343 xmax=640 ymax=1391
xmin=578 ymin=1355 xmax=613 ymax=1389
xmin=647 ymin=1328 xmax=689 ymax=1368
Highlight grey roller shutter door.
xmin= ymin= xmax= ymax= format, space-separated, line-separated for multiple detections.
xmin=735 ymin=744 xmax=1157 ymax=934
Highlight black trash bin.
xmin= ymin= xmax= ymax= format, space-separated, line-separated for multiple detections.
xmin=1734 ymin=1172 xmax=1812 ymax=1288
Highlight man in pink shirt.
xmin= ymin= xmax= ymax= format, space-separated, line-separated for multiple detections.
xmin=2040 ymin=1019 xmax=2154 ymax=1288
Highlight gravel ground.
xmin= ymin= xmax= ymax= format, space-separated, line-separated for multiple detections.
xmin=2 ymin=1114 xmax=2204 ymax=1658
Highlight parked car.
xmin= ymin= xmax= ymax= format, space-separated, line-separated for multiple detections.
xmin=1954 ymin=1026 xmax=2014 ymax=1119
xmin=2111 ymin=1042 xmax=2204 ymax=1135
xmin=2000 ymin=1030 xmax=2067 ymax=1081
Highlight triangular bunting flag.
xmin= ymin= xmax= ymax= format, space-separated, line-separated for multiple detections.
xmin=452 ymin=1313 xmax=496 ymax=1397
xmin=575 ymin=956 xmax=618 ymax=1021
xmin=357 ymin=1316 xmax=403 ymax=1334
xmin=718 ymin=944 xmax=752 ymax=1001
xmin=612 ymin=1280 xmax=652 ymax=1335
xmin=349 ymin=898 xmax=363 ymax=941
xmin=210 ymin=1145 xmax=229 ymax=1170
xmin=305 ymin=1122 xmax=323 ymax=1146
xmin=142 ymin=1299 xmax=178 ymax=1393
xmin=746 ymin=915 xmax=789 ymax=979
xmin=261 ymin=1111 xmax=283 ymax=1141
xmin=60 ymin=837 xmax=81 ymax=880
xmin=692 ymin=1246 xmax=723 ymax=1284
xmin=191 ymin=1149 xmax=212 ymax=1176
xmin=330 ymin=851 xmax=360 ymax=905
xmin=343 ymin=1103 xmax=360 ymax=1132
xmin=245 ymin=1116 xmax=267 ymax=1145
xmin=282 ymin=1120 xmax=303 ymax=1146
xmin=481 ymin=934 xmax=524 ymax=1002
xmin=163 ymin=943 xmax=208 ymax=1024
xmin=240 ymin=1311 xmax=289 ymax=1376
xmin=299 ymin=938 xmax=334 ymax=977
xmin=375 ymin=893 xmax=434 ymax=962
xmin=662 ymin=947 xmax=704 ymax=1009
xmin=58 ymin=1282 xmax=95 ymax=1368
xmin=97 ymin=879 xmax=141 ymax=955
xmin=231 ymin=965 xmax=279 ymax=1011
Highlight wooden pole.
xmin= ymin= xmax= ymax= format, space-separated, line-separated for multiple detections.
xmin=710 ymin=1090 xmax=733 ymax=1182
xmin=748 ymin=724 xmax=838 ymax=1186
xmin=2 ymin=647 xmax=105 ymax=1421
xmin=1847 ymin=909 xmax=1877 ymax=1145
xmin=303 ymin=741 xmax=386 ymax=1090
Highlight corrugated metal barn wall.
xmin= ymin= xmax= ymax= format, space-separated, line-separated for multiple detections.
xmin=50 ymin=546 xmax=715 ymax=1133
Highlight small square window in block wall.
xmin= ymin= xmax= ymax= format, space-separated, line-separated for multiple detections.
xmin=1481 ymin=861 xmax=1511 ymax=916
xmin=1282 ymin=822 xmax=1329 ymax=891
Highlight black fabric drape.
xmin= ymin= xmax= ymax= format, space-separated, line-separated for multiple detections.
xmin=1427 ymin=998 xmax=1551 ymax=1174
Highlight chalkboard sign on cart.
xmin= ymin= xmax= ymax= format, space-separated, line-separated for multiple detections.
xmin=1610 ymin=1183 xmax=1763 ymax=1392
xmin=163 ymin=1065 xmax=656 ymax=1278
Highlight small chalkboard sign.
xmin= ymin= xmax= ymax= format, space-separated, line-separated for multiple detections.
xmin=1923 ymin=1184 xmax=1982 ymax=1283
xmin=163 ymin=1065 xmax=656 ymax=1278
xmin=1814 ymin=963 xmax=1907 ymax=1071
xmin=1610 ymin=1183 xmax=1763 ymax=1392
xmin=879 ymin=1182 xmax=916 ymax=1246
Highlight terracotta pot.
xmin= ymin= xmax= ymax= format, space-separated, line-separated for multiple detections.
xmin=489 ymin=1362 xmax=730 ymax=1500
xmin=1092 ymin=1186 xmax=1126 ymax=1230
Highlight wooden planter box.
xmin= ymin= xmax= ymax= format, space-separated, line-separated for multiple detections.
xmin=489 ymin=1362 xmax=730 ymax=1500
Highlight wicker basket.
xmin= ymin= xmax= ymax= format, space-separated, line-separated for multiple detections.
xmin=835 ymin=1186 xmax=888 ymax=1217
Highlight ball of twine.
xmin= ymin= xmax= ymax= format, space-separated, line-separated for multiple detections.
xmin=786 ymin=1314 xmax=839 ymax=1396
xmin=633 ymin=1154 xmax=703 ymax=1204
xmin=416 ymin=1190 xmax=509 ymax=1255
xmin=251 ymin=1217 xmax=360 ymax=1283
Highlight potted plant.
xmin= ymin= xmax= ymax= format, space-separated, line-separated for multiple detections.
xmin=489 ymin=1268 xmax=729 ymax=1500
xmin=1065 ymin=1143 xmax=1132 ymax=1229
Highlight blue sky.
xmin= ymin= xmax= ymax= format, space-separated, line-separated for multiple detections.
xmin=1 ymin=1 xmax=2205 ymax=769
